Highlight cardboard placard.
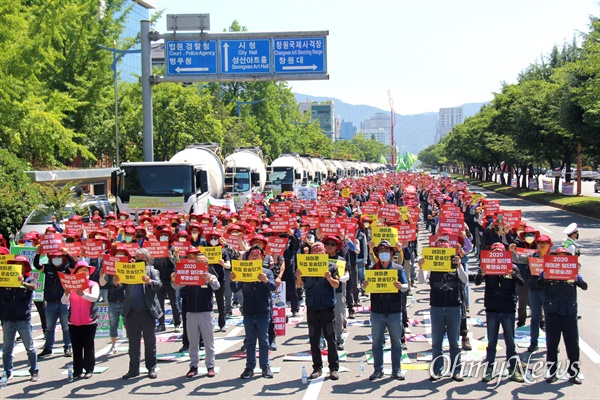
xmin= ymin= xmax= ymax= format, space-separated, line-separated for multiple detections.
xmin=428 ymin=234 xmax=460 ymax=247
xmin=223 ymin=233 xmax=240 ymax=251
xmin=175 ymin=260 xmax=208 ymax=286
xmin=365 ymin=269 xmax=397 ymax=294
xmin=396 ymin=224 xmax=417 ymax=242
xmin=101 ymin=254 xmax=129 ymax=275
xmin=318 ymin=217 xmax=341 ymax=236
xmin=143 ymin=240 xmax=169 ymax=258
xmin=270 ymin=215 xmax=292 ymax=233
xmin=83 ymin=240 xmax=105 ymax=258
xmin=528 ymin=257 xmax=544 ymax=276
xmin=515 ymin=247 xmax=536 ymax=257
xmin=543 ymin=255 xmax=578 ymax=280
xmin=58 ymin=271 xmax=89 ymax=291
xmin=231 ymin=259 xmax=262 ymax=282
xmin=197 ymin=246 xmax=222 ymax=264
xmin=421 ymin=247 xmax=456 ymax=272
xmin=115 ymin=261 xmax=146 ymax=284
xmin=480 ymin=250 xmax=512 ymax=275
xmin=371 ymin=226 xmax=398 ymax=246
xmin=64 ymin=242 xmax=82 ymax=257
xmin=438 ymin=215 xmax=464 ymax=234
xmin=65 ymin=219 xmax=83 ymax=231
xmin=40 ymin=233 xmax=63 ymax=254
xmin=0 ymin=255 xmax=15 ymax=263
xmin=270 ymin=201 xmax=291 ymax=215
xmin=265 ymin=236 xmax=288 ymax=257
xmin=361 ymin=201 xmax=379 ymax=215
xmin=333 ymin=259 xmax=347 ymax=277
xmin=296 ymin=254 xmax=329 ymax=277
xmin=0 ymin=263 xmax=22 ymax=287
xmin=501 ymin=210 xmax=522 ymax=229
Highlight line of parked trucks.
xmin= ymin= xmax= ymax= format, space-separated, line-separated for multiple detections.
xmin=111 ymin=143 xmax=388 ymax=215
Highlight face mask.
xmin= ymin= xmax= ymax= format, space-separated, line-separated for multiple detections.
xmin=120 ymin=216 xmax=127 ymax=220
xmin=525 ymin=236 xmax=535 ymax=244
xmin=24 ymin=241 xmax=32 ymax=247
xmin=378 ymin=252 xmax=391 ymax=262
xmin=363 ymin=223 xmax=370 ymax=229
xmin=201 ymin=220 xmax=210 ymax=224
xmin=191 ymin=233 xmax=199 ymax=239
xmin=171 ymin=223 xmax=178 ymax=227
xmin=52 ymin=258 xmax=62 ymax=266
xmin=95 ymin=235 xmax=102 ymax=239
xmin=66 ymin=238 xmax=75 ymax=243
xmin=190 ymin=218 xmax=197 ymax=223
xmin=262 ymin=224 xmax=268 ymax=229
xmin=115 ymin=253 xmax=126 ymax=257
xmin=231 ymin=218 xmax=238 ymax=223
xmin=124 ymin=236 xmax=133 ymax=243
xmin=136 ymin=234 xmax=143 ymax=239
xmin=210 ymin=239 xmax=219 ymax=246
xmin=159 ymin=236 xmax=169 ymax=242
xmin=179 ymin=237 xmax=187 ymax=242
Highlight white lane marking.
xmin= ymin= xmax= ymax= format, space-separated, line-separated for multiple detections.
xmin=538 ymin=226 xmax=553 ymax=233
xmin=303 ymin=375 xmax=325 ymax=400
xmin=580 ymin=338 xmax=600 ymax=364
xmin=226 ymin=326 xmax=244 ymax=338
xmin=522 ymin=217 xmax=529 ymax=221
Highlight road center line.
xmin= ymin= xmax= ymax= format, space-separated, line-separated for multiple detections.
xmin=537 ymin=226 xmax=553 ymax=233
xmin=579 ymin=338 xmax=600 ymax=363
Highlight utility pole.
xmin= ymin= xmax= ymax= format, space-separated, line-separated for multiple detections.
xmin=388 ymin=90 xmax=396 ymax=166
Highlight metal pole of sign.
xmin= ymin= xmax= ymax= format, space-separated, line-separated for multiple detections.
xmin=113 ymin=40 xmax=119 ymax=167
xmin=141 ymin=20 xmax=153 ymax=161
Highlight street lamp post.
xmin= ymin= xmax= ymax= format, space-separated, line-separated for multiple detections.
xmin=98 ymin=42 xmax=141 ymax=166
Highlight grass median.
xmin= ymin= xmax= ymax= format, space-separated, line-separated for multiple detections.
xmin=451 ymin=174 xmax=600 ymax=219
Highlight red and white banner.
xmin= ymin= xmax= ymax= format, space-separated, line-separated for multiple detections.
xmin=175 ymin=260 xmax=208 ymax=286
xmin=480 ymin=250 xmax=512 ymax=275
xmin=58 ymin=272 xmax=89 ymax=291
xmin=543 ymin=255 xmax=578 ymax=280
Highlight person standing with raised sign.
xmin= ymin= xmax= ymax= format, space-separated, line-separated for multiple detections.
xmin=171 ymin=252 xmax=219 ymax=378
xmin=362 ymin=240 xmax=408 ymax=381
xmin=1 ymin=256 xmax=39 ymax=382
xmin=116 ymin=248 xmax=163 ymax=380
xmin=230 ymin=245 xmax=276 ymax=379
xmin=537 ymin=247 xmax=587 ymax=385
xmin=418 ymin=238 xmax=468 ymax=382
xmin=295 ymin=242 xmax=340 ymax=381
xmin=61 ymin=261 xmax=99 ymax=379
xmin=34 ymin=246 xmax=76 ymax=359
xmin=475 ymin=243 xmax=525 ymax=383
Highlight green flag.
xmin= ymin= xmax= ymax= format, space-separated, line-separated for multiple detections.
xmin=379 ymin=154 xmax=387 ymax=164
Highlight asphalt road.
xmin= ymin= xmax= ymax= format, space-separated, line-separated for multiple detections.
xmin=1 ymin=189 xmax=599 ymax=399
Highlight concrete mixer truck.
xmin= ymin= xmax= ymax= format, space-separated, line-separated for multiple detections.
xmin=111 ymin=143 xmax=230 ymax=216
xmin=224 ymin=147 xmax=267 ymax=209
xmin=267 ymin=153 xmax=305 ymax=195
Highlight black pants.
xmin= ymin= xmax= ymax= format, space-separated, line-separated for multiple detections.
xmin=307 ymin=308 xmax=338 ymax=371
xmin=126 ymin=310 xmax=157 ymax=373
xmin=283 ymin=271 xmax=299 ymax=313
xmin=68 ymin=324 xmax=96 ymax=375
xmin=157 ymin=281 xmax=181 ymax=326
xmin=346 ymin=261 xmax=359 ymax=309
xmin=546 ymin=313 xmax=580 ymax=378
xmin=35 ymin=301 xmax=47 ymax=332
xmin=214 ymin=285 xmax=226 ymax=330
xmin=181 ymin=298 xmax=189 ymax=347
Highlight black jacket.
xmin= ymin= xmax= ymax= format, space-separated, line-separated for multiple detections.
xmin=538 ymin=276 xmax=587 ymax=316
xmin=303 ymin=264 xmax=338 ymax=311
xmin=0 ymin=277 xmax=35 ymax=321
xmin=34 ymin=253 xmax=76 ymax=302
xmin=429 ymin=270 xmax=462 ymax=307
xmin=231 ymin=268 xmax=275 ymax=315
xmin=475 ymin=265 xmax=523 ymax=313
xmin=121 ymin=266 xmax=163 ymax=320
xmin=368 ymin=261 xmax=407 ymax=314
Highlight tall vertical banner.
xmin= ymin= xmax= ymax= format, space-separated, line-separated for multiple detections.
xmin=272 ymin=281 xmax=287 ymax=336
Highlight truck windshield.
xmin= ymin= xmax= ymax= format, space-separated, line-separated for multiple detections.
xmin=121 ymin=165 xmax=193 ymax=200
xmin=269 ymin=168 xmax=294 ymax=184
xmin=226 ymin=170 xmax=250 ymax=192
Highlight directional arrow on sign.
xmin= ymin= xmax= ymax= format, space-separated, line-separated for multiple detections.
xmin=281 ymin=64 xmax=318 ymax=71
xmin=175 ymin=66 xmax=210 ymax=73
xmin=223 ymin=43 xmax=229 ymax=72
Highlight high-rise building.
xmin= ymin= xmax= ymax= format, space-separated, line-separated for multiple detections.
xmin=435 ymin=106 xmax=463 ymax=143
xmin=117 ymin=1 xmax=156 ymax=82
xmin=359 ymin=112 xmax=391 ymax=145
xmin=298 ymin=101 xmax=336 ymax=142
xmin=339 ymin=120 xmax=357 ymax=141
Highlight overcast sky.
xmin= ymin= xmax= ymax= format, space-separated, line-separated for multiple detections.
xmin=154 ymin=0 xmax=598 ymax=115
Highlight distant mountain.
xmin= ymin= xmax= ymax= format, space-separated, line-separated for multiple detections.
xmin=293 ymin=93 xmax=486 ymax=155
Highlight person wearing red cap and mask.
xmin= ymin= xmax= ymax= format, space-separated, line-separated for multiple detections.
xmin=1 ymin=256 xmax=39 ymax=382
xmin=475 ymin=243 xmax=525 ymax=383
xmin=34 ymin=246 xmax=76 ymax=358
xmin=509 ymin=234 xmax=553 ymax=352
xmin=61 ymin=261 xmax=100 ymax=379
xmin=513 ymin=226 xmax=539 ymax=327
xmin=537 ymin=247 xmax=587 ymax=385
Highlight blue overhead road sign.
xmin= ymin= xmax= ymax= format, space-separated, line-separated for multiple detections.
xmin=221 ymin=39 xmax=270 ymax=74
xmin=166 ymin=40 xmax=217 ymax=75
xmin=273 ymin=37 xmax=326 ymax=74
